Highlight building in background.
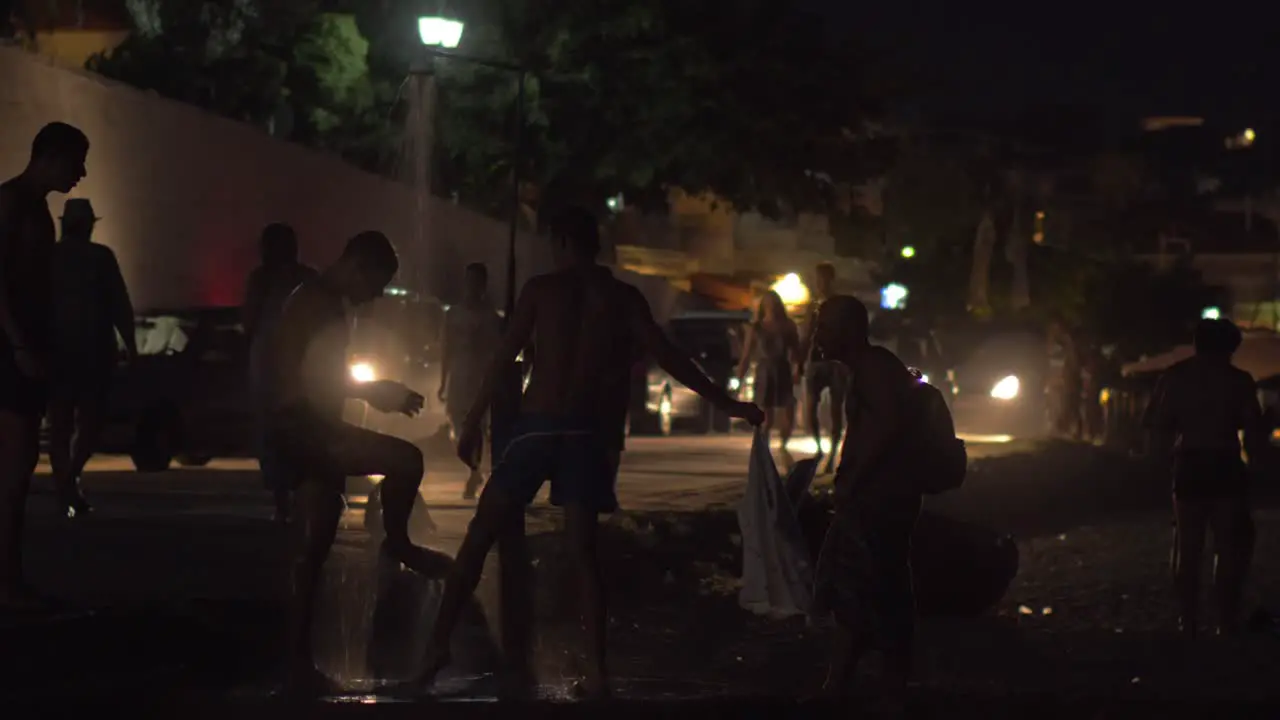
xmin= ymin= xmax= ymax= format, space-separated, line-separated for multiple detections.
xmin=9 ymin=0 xmax=128 ymax=68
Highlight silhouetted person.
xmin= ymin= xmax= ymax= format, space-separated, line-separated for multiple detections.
xmin=265 ymin=231 xmax=446 ymax=693
xmin=738 ymin=289 xmax=801 ymax=468
xmin=48 ymin=198 xmax=135 ymax=518
xmin=1146 ymin=318 xmax=1265 ymax=637
xmin=812 ymin=295 xmax=921 ymax=709
xmin=0 ymin=122 xmax=88 ymax=610
xmin=438 ymin=262 xmax=501 ymax=500
xmin=243 ymin=223 xmax=318 ymax=522
xmin=798 ymin=262 xmax=847 ymax=473
xmin=414 ymin=207 xmax=763 ymax=697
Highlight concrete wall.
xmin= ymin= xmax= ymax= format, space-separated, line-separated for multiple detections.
xmin=0 ymin=47 xmax=551 ymax=311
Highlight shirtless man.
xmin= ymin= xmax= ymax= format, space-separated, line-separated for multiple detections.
xmin=811 ymin=295 xmax=921 ymax=709
xmin=0 ymin=122 xmax=88 ymax=610
xmin=413 ymin=207 xmax=762 ymax=696
xmin=265 ymin=230 xmax=448 ymax=691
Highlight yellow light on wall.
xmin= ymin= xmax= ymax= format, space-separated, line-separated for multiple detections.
xmin=771 ymin=272 xmax=810 ymax=306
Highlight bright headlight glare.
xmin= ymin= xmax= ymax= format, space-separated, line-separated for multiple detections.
xmin=990 ymin=375 xmax=1020 ymax=400
xmin=350 ymin=361 xmax=377 ymax=383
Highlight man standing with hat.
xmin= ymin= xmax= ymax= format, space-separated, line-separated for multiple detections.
xmin=48 ymin=197 xmax=136 ymax=517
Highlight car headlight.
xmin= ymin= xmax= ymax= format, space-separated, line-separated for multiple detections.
xmin=990 ymin=375 xmax=1020 ymax=400
xmin=350 ymin=361 xmax=377 ymax=384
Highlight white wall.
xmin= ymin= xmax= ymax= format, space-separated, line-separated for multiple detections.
xmin=0 ymin=47 xmax=552 ymax=310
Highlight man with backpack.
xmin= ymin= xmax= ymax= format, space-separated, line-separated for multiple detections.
xmin=810 ymin=295 xmax=966 ymax=707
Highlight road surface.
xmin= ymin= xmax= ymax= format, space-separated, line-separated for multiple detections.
xmin=32 ymin=433 xmax=1027 ymax=548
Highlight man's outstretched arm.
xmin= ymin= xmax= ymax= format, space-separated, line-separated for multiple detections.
xmin=627 ymin=287 xmax=739 ymax=414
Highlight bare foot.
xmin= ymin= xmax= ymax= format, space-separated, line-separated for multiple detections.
xmin=381 ymin=540 xmax=453 ymax=578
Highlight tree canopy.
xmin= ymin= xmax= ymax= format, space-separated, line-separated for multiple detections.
xmin=88 ymin=0 xmax=892 ymax=222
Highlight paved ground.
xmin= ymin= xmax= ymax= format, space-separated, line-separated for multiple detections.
xmin=6 ymin=435 xmax=1280 ymax=715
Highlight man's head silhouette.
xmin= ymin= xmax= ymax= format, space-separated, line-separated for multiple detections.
xmin=547 ymin=206 xmax=601 ymax=268
xmin=28 ymin=122 xmax=89 ymax=194
xmin=335 ymin=231 xmax=398 ymax=305
xmin=260 ymin=223 xmax=299 ymax=269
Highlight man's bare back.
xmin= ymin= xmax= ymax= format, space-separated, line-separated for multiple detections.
xmin=519 ymin=266 xmax=640 ymax=429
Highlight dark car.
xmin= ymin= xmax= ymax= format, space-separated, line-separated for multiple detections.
xmin=45 ymin=307 xmax=258 ymax=472
xmin=628 ymin=310 xmax=754 ymax=436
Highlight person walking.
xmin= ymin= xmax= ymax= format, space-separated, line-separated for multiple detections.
xmin=243 ymin=223 xmax=318 ymax=523
xmin=438 ymin=262 xmax=502 ymax=500
xmin=48 ymin=198 xmax=136 ymax=517
xmin=1146 ymin=318 xmax=1266 ymax=638
xmin=738 ymin=289 xmax=801 ymax=468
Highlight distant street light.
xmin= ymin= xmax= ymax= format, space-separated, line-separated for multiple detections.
xmin=900 ymin=245 xmax=916 ymax=259
xmin=418 ymin=17 xmax=464 ymax=48
xmin=881 ymin=283 xmax=909 ymax=310
xmin=772 ymin=272 xmax=810 ymax=306
xmin=1201 ymin=306 xmax=1222 ymax=320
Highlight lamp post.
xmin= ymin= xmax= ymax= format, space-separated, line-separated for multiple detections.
xmin=416 ymin=15 xmax=531 ymax=677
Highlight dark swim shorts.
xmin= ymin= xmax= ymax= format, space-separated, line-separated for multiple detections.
xmin=487 ymin=414 xmax=622 ymax=513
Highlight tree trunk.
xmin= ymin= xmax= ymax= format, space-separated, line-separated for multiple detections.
xmin=968 ymin=208 xmax=997 ymax=315
xmin=1007 ymin=205 xmax=1030 ymax=310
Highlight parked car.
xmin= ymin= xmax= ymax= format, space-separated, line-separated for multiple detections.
xmin=42 ymin=307 xmax=259 ymax=472
xmin=629 ymin=310 xmax=754 ymax=436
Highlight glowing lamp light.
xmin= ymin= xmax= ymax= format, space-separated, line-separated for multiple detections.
xmin=1244 ymin=128 xmax=1257 ymax=144
xmin=771 ymin=272 xmax=810 ymax=306
xmin=1201 ymin=306 xmax=1222 ymax=320
xmin=990 ymin=375 xmax=1020 ymax=401
xmin=418 ymin=17 xmax=464 ymax=48
xmin=900 ymin=246 xmax=916 ymax=259
xmin=880 ymin=282 xmax=908 ymax=310
xmin=350 ymin=361 xmax=377 ymax=384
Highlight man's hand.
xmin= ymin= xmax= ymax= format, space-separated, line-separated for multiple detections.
xmin=728 ymin=400 xmax=765 ymax=427
xmin=364 ymin=379 xmax=425 ymax=416
xmin=13 ymin=347 xmax=45 ymax=380
xmin=456 ymin=420 xmax=483 ymax=469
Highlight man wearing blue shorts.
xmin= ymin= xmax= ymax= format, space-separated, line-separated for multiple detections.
xmin=414 ymin=207 xmax=764 ymax=697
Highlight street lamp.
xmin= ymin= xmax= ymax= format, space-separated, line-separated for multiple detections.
xmin=418 ymin=17 xmax=464 ymax=48
xmin=415 ymin=23 xmax=532 ymax=644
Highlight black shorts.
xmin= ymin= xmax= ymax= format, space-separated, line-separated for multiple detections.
xmin=805 ymin=361 xmax=849 ymax=403
xmin=0 ymin=349 xmax=48 ymax=418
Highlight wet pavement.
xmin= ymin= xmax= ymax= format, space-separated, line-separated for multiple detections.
xmin=5 ymin=437 xmax=1280 ymax=715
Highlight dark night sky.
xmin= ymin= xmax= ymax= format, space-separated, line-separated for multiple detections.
xmin=819 ymin=1 xmax=1280 ymax=133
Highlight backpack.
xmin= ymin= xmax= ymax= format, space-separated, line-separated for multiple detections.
xmin=905 ymin=380 xmax=968 ymax=495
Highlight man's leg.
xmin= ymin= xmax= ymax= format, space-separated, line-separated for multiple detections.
xmin=324 ymin=423 xmax=444 ymax=573
xmin=497 ymin=511 xmax=534 ymax=689
xmin=805 ymin=368 xmax=825 ymax=457
xmin=824 ymin=368 xmax=847 ymax=474
xmin=0 ymin=409 xmax=43 ymax=607
xmin=46 ymin=393 xmax=74 ymax=502
xmin=1173 ymin=496 xmax=1211 ymax=638
xmin=418 ymin=484 xmax=525 ymax=683
xmin=64 ymin=385 xmax=108 ymax=513
xmin=1210 ymin=495 xmax=1252 ymax=635
xmin=564 ymin=503 xmax=608 ymax=696
xmin=285 ymin=477 xmax=345 ymax=689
